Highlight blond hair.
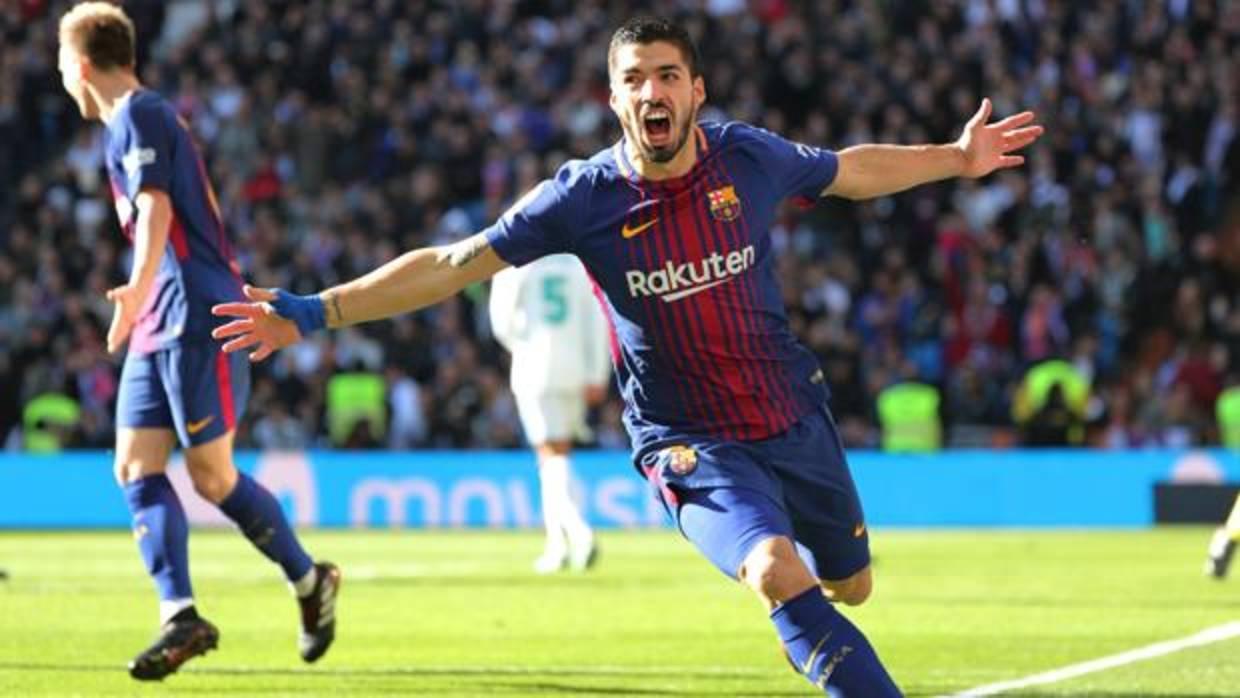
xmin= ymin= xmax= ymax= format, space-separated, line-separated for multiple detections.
xmin=59 ymin=2 xmax=135 ymax=71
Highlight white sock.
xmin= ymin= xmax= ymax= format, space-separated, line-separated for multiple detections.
xmin=290 ymin=565 xmax=318 ymax=598
xmin=543 ymin=454 xmax=593 ymax=549
xmin=1226 ymin=496 xmax=1240 ymax=534
xmin=1209 ymin=527 xmax=1235 ymax=557
xmin=539 ymin=455 xmax=568 ymax=556
xmin=159 ymin=598 xmax=195 ymax=625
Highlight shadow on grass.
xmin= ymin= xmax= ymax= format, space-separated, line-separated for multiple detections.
xmin=7 ymin=665 xmax=1222 ymax=697
xmin=0 ymin=661 xmax=807 ymax=695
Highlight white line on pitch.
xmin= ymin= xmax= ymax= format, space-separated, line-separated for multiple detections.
xmin=945 ymin=620 xmax=1240 ymax=697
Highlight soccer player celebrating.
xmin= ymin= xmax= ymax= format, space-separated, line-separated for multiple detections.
xmin=214 ymin=17 xmax=1042 ymax=695
xmin=56 ymin=2 xmax=340 ymax=680
xmin=489 ymin=254 xmax=612 ymax=573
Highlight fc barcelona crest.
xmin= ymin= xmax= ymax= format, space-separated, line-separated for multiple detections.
xmin=664 ymin=445 xmax=698 ymax=476
xmin=707 ymin=185 xmax=741 ymax=222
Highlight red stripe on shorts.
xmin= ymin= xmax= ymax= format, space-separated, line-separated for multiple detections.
xmin=215 ymin=351 xmax=236 ymax=429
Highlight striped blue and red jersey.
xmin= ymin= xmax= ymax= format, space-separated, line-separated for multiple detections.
xmin=104 ymin=89 xmax=243 ymax=354
xmin=484 ymin=121 xmax=838 ymax=454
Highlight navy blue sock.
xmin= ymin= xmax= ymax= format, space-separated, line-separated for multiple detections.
xmin=771 ymin=587 xmax=902 ymax=697
xmin=218 ymin=472 xmax=314 ymax=583
xmin=123 ymin=474 xmax=193 ymax=601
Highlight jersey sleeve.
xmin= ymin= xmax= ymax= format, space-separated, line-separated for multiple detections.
xmin=120 ymin=101 xmax=174 ymax=196
xmin=482 ymin=161 xmax=588 ymax=267
xmin=745 ymin=124 xmax=839 ymax=201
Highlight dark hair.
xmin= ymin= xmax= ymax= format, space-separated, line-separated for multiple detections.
xmin=608 ymin=16 xmax=700 ymax=78
xmin=59 ymin=2 xmax=136 ymax=71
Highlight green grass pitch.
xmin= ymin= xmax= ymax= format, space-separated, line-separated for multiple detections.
xmin=1 ymin=528 xmax=1238 ymax=696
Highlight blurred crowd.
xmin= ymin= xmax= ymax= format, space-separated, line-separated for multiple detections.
xmin=1 ymin=0 xmax=1237 ymax=451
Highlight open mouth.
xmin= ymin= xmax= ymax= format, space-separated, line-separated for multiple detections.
xmin=642 ymin=108 xmax=673 ymax=146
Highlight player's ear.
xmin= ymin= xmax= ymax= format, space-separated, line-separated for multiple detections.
xmin=692 ymin=75 xmax=706 ymax=110
xmin=76 ymin=52 xmax=93 ymax=82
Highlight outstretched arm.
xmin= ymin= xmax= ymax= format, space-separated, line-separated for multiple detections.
xmin=320 ymin=233 xmax=505 ymax=328
xmin=824 ymin=98 xmax=1043 ymax=200
xmin=212 ymin=232 xmax=508 ymax=361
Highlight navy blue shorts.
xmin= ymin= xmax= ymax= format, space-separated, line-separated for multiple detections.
xmin=116 ymin=341 xmax=250 ymax=448
xmin=640 ymin=405 xmax=869 ymax=582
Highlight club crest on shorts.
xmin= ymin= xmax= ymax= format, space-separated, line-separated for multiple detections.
xmin=664 ymin=445 xmax=698 ymax=475
xmin=707 ymin=185 xmax=741 ymax=222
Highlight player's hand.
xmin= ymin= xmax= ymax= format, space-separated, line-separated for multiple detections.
xmin=104 ymin=283 xmax=144 ymax=354
xmin=211 ymin=285 xmax=304 ymax=362
xmin=584 ymin=384 xmax=607 ymax=406
xmin=955 ymin=98 xmax=1044 ymax=178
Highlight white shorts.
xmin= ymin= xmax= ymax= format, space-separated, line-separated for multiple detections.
xmin=514 ymin=390 xmax=587 ymax=445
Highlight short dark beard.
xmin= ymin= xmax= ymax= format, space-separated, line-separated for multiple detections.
xmin=635 ymin=105 xmax=697 ymax=164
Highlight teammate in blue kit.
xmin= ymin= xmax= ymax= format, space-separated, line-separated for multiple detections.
xmin=56 ymin=3 xmax=340 ymax=680
xmin=213 ymin=17 xmax=1042 ymax=696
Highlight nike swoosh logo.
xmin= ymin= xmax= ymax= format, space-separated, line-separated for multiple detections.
xmin=660 ymin=278 xmax=730 ymax=302
xmin=187 ymin=416 xmax=215 ymax=435
xmin=621 ymin=218 xmax=659 ymax=239
xmin=800 ymin=630 xmax=833 ymax=674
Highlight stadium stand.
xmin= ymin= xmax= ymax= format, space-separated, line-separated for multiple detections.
xmin=1 ymin=0 xmax=1237 ymax=450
